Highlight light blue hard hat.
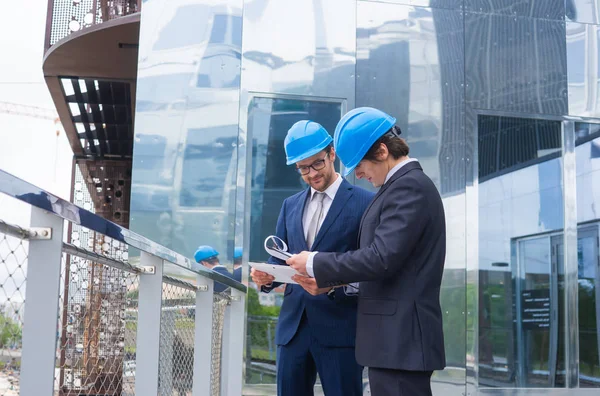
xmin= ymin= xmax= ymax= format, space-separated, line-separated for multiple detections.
xmin=194 ymin=245 xmax=219 ymax=263
xmin=284 ymin=120 xmax=333 ymax=165
xmin=334 ymin=107 xmax=397 ymax=176
xmin=234 ymin=247 xmax=243 ymax=259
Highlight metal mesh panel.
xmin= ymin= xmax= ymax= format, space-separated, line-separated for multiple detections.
xmin=48 ymin=0 xmax=140 ymax=47
xmin=0 ymin=221 xmax=27 ymax=395
xmin=159 ymin=283 xmax=196 ymax=396
xmin=49 ymin=0 xmax=96 ymax=47
xmin=54 ymin=234 xmax=138 ymax=395
xmin=211 ymin=293 xmax=229 ymax=396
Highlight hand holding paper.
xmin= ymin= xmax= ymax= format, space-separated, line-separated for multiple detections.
xmin=259 ymin=235 xmax=310 ymax=284
xmin=293 ymin=275 xmax=331 ymax=295
xmin=250 ymin=267 xmax=275 ymax=287
xmin=287 ymin=251 xmax=311 ymax=276
xmin=250 ymin=262 xmax=307 ymax=284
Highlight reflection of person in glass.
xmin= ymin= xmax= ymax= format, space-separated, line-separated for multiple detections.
xmin=251 ymin=120 xmax=375 ymax=396
xmin=288 ymin=108 xmax=447 ymax=396
xmin=194 ymin=245 xmax=232 ymax=293
xmin=233 ymin=247 xmax=243 ymax=282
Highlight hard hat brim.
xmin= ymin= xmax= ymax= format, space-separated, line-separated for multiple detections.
xmin=285 ymin=135 xmax=333 ymax=165
xmin=342 ymin=164 xmax=357 ymax=177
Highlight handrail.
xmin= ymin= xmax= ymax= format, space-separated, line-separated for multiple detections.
xmin=0 ymin=169 xmax=246 ymax=293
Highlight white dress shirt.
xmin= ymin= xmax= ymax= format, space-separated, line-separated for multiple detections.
xmin=306 ymin=158 xmax=418 ymax=283
xmin=302 ymin=173 xmax=343 ymax=242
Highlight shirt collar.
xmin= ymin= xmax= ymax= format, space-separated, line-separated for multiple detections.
xmin=384 ymin=158 xmax=418 ymax=184
xmin=310 ymin=173 xmax=343 ymax=201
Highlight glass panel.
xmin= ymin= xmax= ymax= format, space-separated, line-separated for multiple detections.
xmin=478 ymin=270 xmax=515 ymax=385
xmin=478 ymin=114 xmax=564 ymax=389
xmin=578 ymin=228 xmax=600 ymax=386
xmin=554 ymin=236 xmax=566 ymax=387
xmin=247 ymin=97 xmax=341 ymax=263
xmin=575 ymin=123 xmax=600 ymax=387
xmin=131 ymin=0 xmax=243 ymax=288
xmin=245 ymin=96 xmax=342 ymax=385
xmin=517 ymin=237 xmax=555 ymax=387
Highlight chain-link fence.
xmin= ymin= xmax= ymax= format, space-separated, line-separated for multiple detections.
xmin=0 ymin=221 xmax=27 ymax=396
xmin=0 ymin=169 xmax=245 ymax=396
xmin=159 ymin=283 xmax=196 ymax=396
xmin=157 ymin=284 xmax=231 ymax=396
xmin=211 ymin=293 xmax=229 ymax=396
xmin=0 ymin=216 xmax=239 ymax=396
xmin=54 ymin=225 xmax=139 ymax=395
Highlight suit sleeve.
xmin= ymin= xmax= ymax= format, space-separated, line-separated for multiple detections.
xmin=261 ymin=199 xmax=288 ymax=293
xmin=313 ymin=180 xmax=428 ymax=287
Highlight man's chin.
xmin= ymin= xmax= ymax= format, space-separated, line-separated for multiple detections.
xmin=309 ymin=179 xmax=324 ymax=190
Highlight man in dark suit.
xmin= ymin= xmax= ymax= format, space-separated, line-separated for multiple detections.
xmin=289 ymin=107 xmax=446 ymax=396
xmin=251 ymin=120 xmax=374 ymax=396
xmin=193 ymin=245 xmax=233 ymax=293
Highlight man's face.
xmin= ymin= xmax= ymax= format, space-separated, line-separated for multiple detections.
xmin=295 ymin=148 xmax=337 ymax=192
xmin=354 ymin=144 xmax=390 ymax=188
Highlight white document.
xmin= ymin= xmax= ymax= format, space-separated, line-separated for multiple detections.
xmin=250 ymin=262 xmax=307 ymax=285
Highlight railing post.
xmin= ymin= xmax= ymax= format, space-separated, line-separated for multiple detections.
xmin=192 ymin=275 xmax=215 ymax=396
xmin=20 ymin=207 xmax=64 ymax=396
xmin=134 ymin=252 xmax=164 ymax=395
xmin=220 ymin=288 xmax=246 ymax=396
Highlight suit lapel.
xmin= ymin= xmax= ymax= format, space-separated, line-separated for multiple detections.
xmin=311 ymin=179 xmax=354 ymax=251
xmin=357 ymin=161 xmax=423 ymax=239
xmin=292 ymin=188 xmax=311 ymax=252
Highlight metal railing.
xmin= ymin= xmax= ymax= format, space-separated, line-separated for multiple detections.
xmin=45 ymin=0 xmax=141 ymax=50
xmin=0 ymin=168 xmax=246 ymax=396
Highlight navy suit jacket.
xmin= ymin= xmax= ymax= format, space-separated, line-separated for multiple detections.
xmin=233 ymin=266 xmax=242 ymax=283
xmin=263 ymin=178 xmax=374 ymax=347
xmin=314 ymin=161 xmax=447 ymax=371
xmin=212 ymin=266 xmax=234 ymax=293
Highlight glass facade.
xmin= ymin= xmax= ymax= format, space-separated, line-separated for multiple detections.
xmin=131 ymin=0 xmax=600 ymax=393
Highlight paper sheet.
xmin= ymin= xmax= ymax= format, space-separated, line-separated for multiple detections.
xmin=250 ymin=262 xmax=307 ymax=285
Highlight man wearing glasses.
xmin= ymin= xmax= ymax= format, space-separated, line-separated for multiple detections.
xmin=251 ymin=120 xmax=374 ymax=396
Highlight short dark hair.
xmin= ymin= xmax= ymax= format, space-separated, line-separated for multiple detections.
xmin=324 ymin=143 xmax=333 ymax=154
xmin=204 ymin=256 xmax=219 ymax=264
xmin=363 ymin=126 xmax=409 ymax=161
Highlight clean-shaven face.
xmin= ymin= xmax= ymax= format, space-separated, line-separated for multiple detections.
xmin=354 ymin=159 xmax=389 ymax=188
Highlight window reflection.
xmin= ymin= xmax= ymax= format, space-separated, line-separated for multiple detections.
xmin=478 ymin=116 xmax=600 ymax=388
xmin=244 ymin=96 xmax=341 ymax=385
xmin=478 ymin=115 xmax=565 ymax=388
xmin=180 ymin=128 xmax=237 ymax=207
xmin=575 ymin=124 xmax=600 ymax=387
xmin=247 ymin=97 xmax=341 ymax=263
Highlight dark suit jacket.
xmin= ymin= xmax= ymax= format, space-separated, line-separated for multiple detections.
xmin=313 ymin=161 xmax=446 ymax=371
xmin=212 ymin=266 xmax=234 ymax=293
xmin=263 ymin=178 xmax=374 ymax=347
xmin=233 ymin=266 xmax=242 ymax=283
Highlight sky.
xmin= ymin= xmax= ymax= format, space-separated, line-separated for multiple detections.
xmin=0 ymin=1 xmax=74 ymax=304
xmin=0 ymin=1 xmax=73 ymax=220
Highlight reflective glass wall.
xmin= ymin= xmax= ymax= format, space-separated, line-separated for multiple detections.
xmin=132 ymin=0 xmax=600 ymax=394
xmin=131 ymin=0 xmax=243 ymax=282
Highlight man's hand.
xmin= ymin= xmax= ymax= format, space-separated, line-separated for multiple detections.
xmin=293 ymin=275 xmax=331 ymax=296
xmin=287 ymin=251 xmax=311 ymax=276
xmin=250 ymin=267 xmax=275 ymax=288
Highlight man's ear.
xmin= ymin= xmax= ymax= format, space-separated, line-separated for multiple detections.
xmin=377 ymin=143 xmax=389 ymax=161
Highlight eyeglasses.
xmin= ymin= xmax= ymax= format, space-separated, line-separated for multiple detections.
xmin=296 ymin=154 xmax=329 ymax=175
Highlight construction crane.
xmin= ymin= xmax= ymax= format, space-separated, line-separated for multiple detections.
xmin=0 ymin=101 xmax=59 ymax=121
xmin=0 ymin=101 xmax=62 ymax=136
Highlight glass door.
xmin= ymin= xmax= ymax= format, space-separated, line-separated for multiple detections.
xmin=516 ymin=236 xmax=560 ymax=387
